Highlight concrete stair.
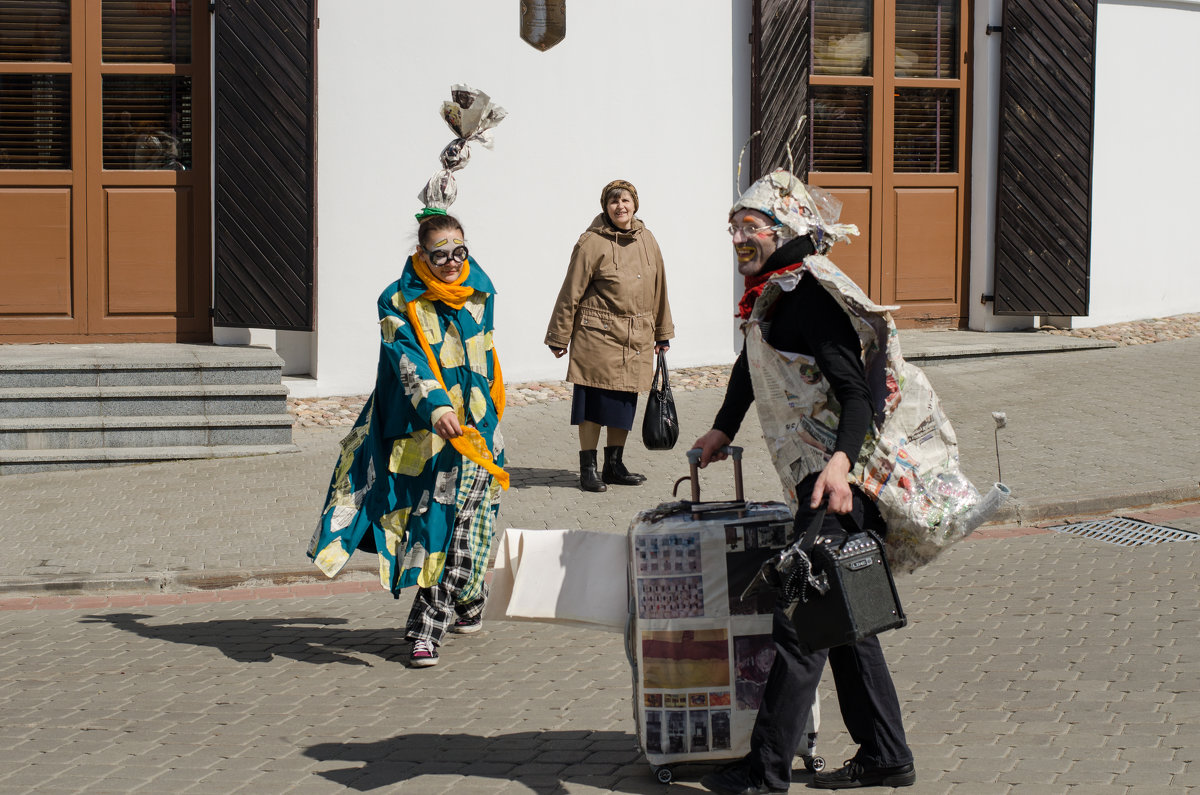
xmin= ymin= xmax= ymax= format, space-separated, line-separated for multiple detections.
xmin=0 ymin=344 xmax=298 ymax=474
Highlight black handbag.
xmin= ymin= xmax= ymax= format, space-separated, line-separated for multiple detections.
xmin=776 ymin=507 xmax=907 ymax=653
xmin=641 ymin=351 xmax=679 ymax=451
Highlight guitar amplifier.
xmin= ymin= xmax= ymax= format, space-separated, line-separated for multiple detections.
xmin=784 ymin=531 xmax=906 ymax=654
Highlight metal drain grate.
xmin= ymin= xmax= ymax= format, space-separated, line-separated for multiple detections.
xmin=1048 ymin=517 xmax=1200 ymax=546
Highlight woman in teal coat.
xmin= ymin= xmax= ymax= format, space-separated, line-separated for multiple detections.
xmin=308 ymin=211 xmax=507 ymax=668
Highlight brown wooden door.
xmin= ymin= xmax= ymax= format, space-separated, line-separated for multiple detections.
xmin=0 ymin=0 xmax=209 ymax=343
xmin=0 ymin=0 xmax=85 ymax=339
xmin=806 ymin=0 xmax=970 ymax=326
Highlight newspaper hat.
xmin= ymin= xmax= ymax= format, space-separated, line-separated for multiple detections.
xmin=730 ymin=168 xmax=859 ymax=249
xmin=416 ymin=84 xmax=508 ymax=220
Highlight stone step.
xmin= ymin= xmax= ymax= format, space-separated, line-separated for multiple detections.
xmin=0 ymin=364 xmax=282 ymax=388
xmin=0 ymin=414 xmax=294 ymax=451
xmin=0 ymin=384 xmax=289 ymax=418
xmin=0 ymin=344 xmax=296 ymax=473
xmin=0 ymin=343 xmax=284 ymax=387
xmin=0 ymin=444 xmax=300 ymax=475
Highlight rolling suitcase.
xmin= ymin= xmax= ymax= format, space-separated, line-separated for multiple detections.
xmin=625 ymin=447 xmax=823 ymax=784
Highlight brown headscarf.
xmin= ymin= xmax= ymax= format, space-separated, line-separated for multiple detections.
xmin=600 ymin=179 xmax=639 ymax=213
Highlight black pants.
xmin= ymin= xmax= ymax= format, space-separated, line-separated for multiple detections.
xmin=748 ymin=480 xmax=913 ymax=789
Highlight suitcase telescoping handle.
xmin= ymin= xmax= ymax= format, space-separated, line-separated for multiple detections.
xmin=679 ymin=445 xmax=745 ymax=503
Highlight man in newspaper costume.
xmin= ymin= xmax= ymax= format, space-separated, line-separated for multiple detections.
xmin=693 ymin=165 xmax=992 ymax=791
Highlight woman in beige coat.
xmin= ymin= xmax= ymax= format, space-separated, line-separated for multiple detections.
xmin=546 ymin=179 xmax=675 ymax=492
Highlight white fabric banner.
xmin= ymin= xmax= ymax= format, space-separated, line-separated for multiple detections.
xmin=486 ymin=527 xmax=629 ymax=631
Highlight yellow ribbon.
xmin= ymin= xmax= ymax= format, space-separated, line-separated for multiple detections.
xmin=405 ymin=287 xmax=509 ymax=491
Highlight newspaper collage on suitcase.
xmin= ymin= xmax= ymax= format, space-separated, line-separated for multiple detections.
xmin=624 ymin=448 xmax=822 ymax=784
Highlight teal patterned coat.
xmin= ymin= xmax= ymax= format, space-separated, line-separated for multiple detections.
xmin=307 ymin=256 xmax=504 ymax=596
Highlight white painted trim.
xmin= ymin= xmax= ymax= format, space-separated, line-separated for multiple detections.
xmin=968 ymin=0 xmax=1034 ymax=331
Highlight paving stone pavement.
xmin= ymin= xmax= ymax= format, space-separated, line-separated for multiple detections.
xmin=1 ymin=337 xmax=1197 ymax=590
xmin=1 ymin=338 xmax=1199 ymax=793
xmin=1 ymin=524 xmax=1198 ymax=793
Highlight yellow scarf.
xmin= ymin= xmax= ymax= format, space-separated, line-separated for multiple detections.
xmin=407 ymin=252 xmax=509 ymax=489
xmin=411 ymin=249 xmax=475 ymax=310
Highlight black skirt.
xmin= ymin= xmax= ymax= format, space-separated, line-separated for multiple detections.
xmin=570 ymin=384 xmax=638 ymax=430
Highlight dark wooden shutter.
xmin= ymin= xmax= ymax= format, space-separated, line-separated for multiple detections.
xmin=992 ymin=0 xmax=1096 ymax=316
xmin=213 ymin=0 xmax=315 ymax=330
xmin=751 ymin=0 xmax=811 ymax=179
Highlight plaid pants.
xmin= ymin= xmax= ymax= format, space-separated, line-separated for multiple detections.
xmin=405 ymin=460 xmax=496 ymax=645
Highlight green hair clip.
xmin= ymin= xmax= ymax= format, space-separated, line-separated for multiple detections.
xmin=415 ymin=207 xmax=448 ymax=221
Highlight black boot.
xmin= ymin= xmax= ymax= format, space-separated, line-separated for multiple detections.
xmin=579 ymin=449 xmax=607 ymax=492
xmin=602 ymin=446 xmax=646 ymax=486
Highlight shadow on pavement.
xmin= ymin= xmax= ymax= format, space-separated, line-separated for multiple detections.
xmin=80 ymin=613 xmax=404 ymax=666
xmin=506 ymin=465 xmax=579 ymax=490
xmin=303 ymin=730 xmax=672 ymax=794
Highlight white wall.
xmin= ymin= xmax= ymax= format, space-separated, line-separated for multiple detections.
xmin=310 ymin=1 xmax=742 ymax=396
xmin=1083 ymin=0 xmax=1200 ymax=327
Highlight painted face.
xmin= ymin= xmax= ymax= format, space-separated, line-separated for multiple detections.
xmin=421 ymin=228 xmax=467 ymax=283
xmin=605 ymin=190 xmax=635 ymax=230
xmin=729 ymin=209 xmax=780 ymax=277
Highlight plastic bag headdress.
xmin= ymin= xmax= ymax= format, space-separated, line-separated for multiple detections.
xmin=416 ymin=84 xmax=508 ymax=220
xmin=730 ymin=121 xmax=859 ymax=252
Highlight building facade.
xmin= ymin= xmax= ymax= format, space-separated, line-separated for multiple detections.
xmin=2 ymin=0 xmax=1197 ymax=397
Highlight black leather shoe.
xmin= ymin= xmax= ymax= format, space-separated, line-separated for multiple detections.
xmin=700 ymin=765 xmax=787 ymax=795
xmin=813 ymin=758 xmax=916 ymax=789
xmin=579 ymin=449 xmax=607 ymax=492
xmin=601 ymin=445 xmax=646 ymax=485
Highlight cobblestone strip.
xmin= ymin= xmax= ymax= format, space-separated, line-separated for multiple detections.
xmin=0 ymin=579 xmax=376 ymax=612
xmin=7 ymin=502 xmax=1195 ymax=613
xmin=1040 ymin=311 xmax=1200 ymax=346
xmin=289 ymin=365 xmax=733 ymax=427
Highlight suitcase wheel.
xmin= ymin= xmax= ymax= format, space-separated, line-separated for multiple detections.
xmin=801 ymin=754 xmax=825 ymax=773
xmin=652 ymin=765 xmax=673 ymax=784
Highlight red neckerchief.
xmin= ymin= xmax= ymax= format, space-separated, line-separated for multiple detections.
xmin=736 ymin=261 xmax=805 ymax=319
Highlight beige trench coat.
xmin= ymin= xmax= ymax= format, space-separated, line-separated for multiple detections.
xmin=545 ymin=215 xmax=675 ymax=392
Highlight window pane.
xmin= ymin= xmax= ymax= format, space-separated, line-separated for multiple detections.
xmin=0 ymin=74 xmax=70 ymax=169
xmin=894 ymin=88 xmax=956 ymax=173
xmin=103 ymin=0 xmax=192 ymax=64
xmin=809 ymin=86 xmax=871 ymax=173
xmin=0 ymin=1 xmax=70 ymax=63
xmin=812 ymin=0 xmax=872 ymax=76
xmin=895 ymin=0 xmax=958 ymax=78
xmin=102 ymin=76 xmax=191 ymax=170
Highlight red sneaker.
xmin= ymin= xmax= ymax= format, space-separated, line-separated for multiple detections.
xmin=451 ymin=617 xmax=483 ymax=634
xmin=410 ymin=639 xmax=439 ymax=667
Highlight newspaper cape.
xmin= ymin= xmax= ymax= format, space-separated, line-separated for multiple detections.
xmin=746 ymin=255 xmax=1009 ymax=573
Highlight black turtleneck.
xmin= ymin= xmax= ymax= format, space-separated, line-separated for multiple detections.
xmin=712 ymin=236 xmax=872 ymax=463
xmin=760 ymin=236 xmax=817 ymax=282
